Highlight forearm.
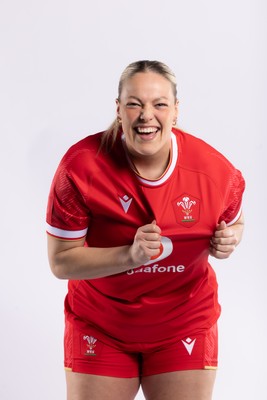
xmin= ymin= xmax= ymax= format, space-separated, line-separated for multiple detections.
xmin=49 ymin=244 xmax=134 ymax=280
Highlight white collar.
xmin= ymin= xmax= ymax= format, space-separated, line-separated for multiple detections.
xmin=122 ymin=132 xmax=178 ymax=187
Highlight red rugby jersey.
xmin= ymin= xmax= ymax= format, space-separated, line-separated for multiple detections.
xmin=46 ymin=128 xmax=245 ymax=350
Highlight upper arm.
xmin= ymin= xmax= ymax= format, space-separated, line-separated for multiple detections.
xmin=47 ymin=233 xmax=85 ymax=274
xmin=228 ymin=211 xmax=245 ymax=246
xmin=233 ymin=211 xmax=244 ymax=226
xmin=220 ymin=167 xmax=245 ymax=225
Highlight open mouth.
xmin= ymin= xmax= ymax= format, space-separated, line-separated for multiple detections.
xmin=134 ymin=126 xmax=160 ymax=140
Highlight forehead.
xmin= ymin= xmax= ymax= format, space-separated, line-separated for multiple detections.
xmin=120 ymin=72 xmax=174 ymax=100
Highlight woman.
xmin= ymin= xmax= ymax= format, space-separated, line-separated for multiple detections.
xmin=46 ymin=60 xmax=245 ymax=400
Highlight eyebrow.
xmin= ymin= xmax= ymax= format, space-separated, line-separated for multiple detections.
xmin=127 ymin=96 xmax=170 ymax=102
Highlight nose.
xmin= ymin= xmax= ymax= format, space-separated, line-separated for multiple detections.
xmin=139 ymin=105 xmax=153 ymax=122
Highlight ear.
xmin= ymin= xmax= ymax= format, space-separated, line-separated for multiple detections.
xmin=116 ymin=98 xmax=121 ymax=118
xmin=174 ymin=99 xmax=179 ymax=120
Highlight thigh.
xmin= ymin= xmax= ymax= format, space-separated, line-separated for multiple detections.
xmin=66 ymin=370 xmax=140 ymax=400
xmin=141 ymin=369 xmax=216 ymax=400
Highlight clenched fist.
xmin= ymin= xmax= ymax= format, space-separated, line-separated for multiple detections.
xmin=128 ymin=220 xmax=162 ymax=267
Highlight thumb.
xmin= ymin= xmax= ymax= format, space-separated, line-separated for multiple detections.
xmin=217 ymin=220 xmax=227 ymax=230
xmin=151 ymin=219 xmax=161 ymax=234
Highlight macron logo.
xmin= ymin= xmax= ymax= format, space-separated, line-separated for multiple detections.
xmin=119 ymin=195 xmax=133 ymax=213
xmin=181 ymin=338 xmax=196 ymax=355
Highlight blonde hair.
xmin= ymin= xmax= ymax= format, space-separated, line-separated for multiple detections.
xmin=101 ymin=60 xmax=177 ymax=149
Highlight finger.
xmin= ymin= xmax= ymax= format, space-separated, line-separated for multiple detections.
xmin=214 ymin=228 xmax=234 ymax=240
xmin=211 ymin=243 xmax=236 ymax=253
xmin=209 ymin=245 xmax=235 ymax=259
xmin=150 ymin=246 xmax=162 ymax=260
xmin=137 ymin=239 xmax=161 ymax=260
xmin=144 ymin=232 xmax=162 ymax=242
xmin=141 ymin=222 xmax=161 ymax=234
xmin=209 ymin=248 xmax=229 ymax=259
xmin=136 ymin=227 xmax=161 ymax=240
xmin=211 ymin=234 xmax=237 ymax=245
xmin=145 ymin=240 xmax=162 ymax=250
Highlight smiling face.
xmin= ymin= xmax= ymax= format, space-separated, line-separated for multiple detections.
xmin=116 ymin=72 xmax=178 ymax=163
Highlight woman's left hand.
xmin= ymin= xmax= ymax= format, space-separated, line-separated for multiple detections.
xmin=209 ymin=215 xmax=244 ymax=259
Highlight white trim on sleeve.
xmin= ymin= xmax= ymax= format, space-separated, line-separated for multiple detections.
xmin=46 ymin=223 xmax=88 ymax=239
xmin=226 ymin=206 xmax=242 ymax=226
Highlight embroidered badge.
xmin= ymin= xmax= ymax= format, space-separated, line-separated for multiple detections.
xmin=83 ymin=335 xmax=97 ymax=356
xmin=173 ymin=194 xmax=200 ymax=227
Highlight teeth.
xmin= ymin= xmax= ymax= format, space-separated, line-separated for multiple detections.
xmin=137 ymin=127 xmax=158 ymax=133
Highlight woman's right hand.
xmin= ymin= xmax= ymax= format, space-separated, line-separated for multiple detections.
xmin=128 ymin=220 xmax=162 ymax=267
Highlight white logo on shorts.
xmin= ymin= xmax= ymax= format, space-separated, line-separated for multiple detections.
xmin=181 ymin=338 xmax=196 ymax=355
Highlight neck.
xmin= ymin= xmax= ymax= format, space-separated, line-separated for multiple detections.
xmin=129 ymin=146 xmax=171 ymax=181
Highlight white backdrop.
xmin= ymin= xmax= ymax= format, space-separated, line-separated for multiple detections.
xmin=0 ymin=1 xmax=266 ymax=399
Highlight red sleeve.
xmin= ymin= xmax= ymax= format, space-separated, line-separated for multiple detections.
xmin=220 ymin=168 xmax=245 ymax=225
xmin=46 ymin=155 xmax=90 ymax=240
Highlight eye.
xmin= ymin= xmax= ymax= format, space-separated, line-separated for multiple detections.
xmin=155 ymin=103 xmax=168 ymax=108
xmin=126 ymin=102 xmax=141 ymax=108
